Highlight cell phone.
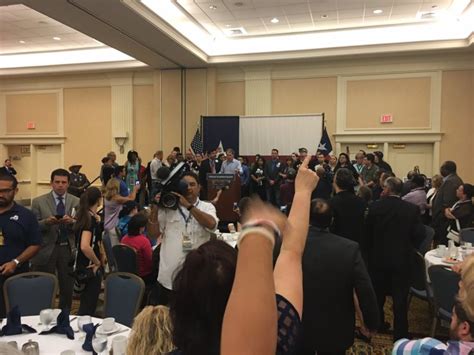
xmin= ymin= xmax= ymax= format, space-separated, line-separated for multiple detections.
xmin=135 ymin=181 xmax=140 ymax=185
xmin=55 ymin=215 xmax=64 ymax=219
xmin=233 ymin=202 xmax=238 ymax=210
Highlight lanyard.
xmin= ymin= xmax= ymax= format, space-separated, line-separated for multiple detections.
xmin=177 ymin=201 xmax=199 ymax=229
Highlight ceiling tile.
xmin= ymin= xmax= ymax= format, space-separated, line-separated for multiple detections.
xmin=286 ymin=14 xmax=312 ymax=23
xmin=232 ymin=9 xmax=262 ymax=19
xmin=390 ymin=4 xmax=420 ymax=15
xmin=364 ymin=6 xmax=393 ymax=17
xmin=337 ymin=9 xmax=365 ymax=19
xmin=281 ymin=4 xmax=310 ymax=15
xmin=311 ymin=10 xmax=339 ymax=20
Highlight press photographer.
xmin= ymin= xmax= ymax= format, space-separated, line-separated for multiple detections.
xmin=147 ymin=170 xmax=218 ymax=305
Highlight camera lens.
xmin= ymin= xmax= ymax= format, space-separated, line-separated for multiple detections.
xmin=161 ymin=193 xmax=177 ymax=209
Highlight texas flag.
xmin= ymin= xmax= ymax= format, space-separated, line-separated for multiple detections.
xmin=318 ymin=127 xmax=333 ymax=156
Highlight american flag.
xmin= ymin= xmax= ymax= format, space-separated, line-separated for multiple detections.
xmin=190 ymin=128 xmax=203 ymax=155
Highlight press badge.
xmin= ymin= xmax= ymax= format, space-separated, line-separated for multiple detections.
xmin=182 ymin=232 xmax=193 ymax=252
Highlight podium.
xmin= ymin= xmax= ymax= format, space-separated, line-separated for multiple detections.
xmin=207 ymin=173 xmax=241 ymax=222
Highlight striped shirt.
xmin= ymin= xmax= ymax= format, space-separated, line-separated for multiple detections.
xmin=393 ymin=338 xmax=474 ymax=355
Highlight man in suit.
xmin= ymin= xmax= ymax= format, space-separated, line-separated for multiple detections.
xmin=432 ymin=161 xmax=463 ymax=245
xmin=329 ymin=168 xmax=367 ymax=245
xmin=299 ymin=199 xmax=379 ymax=355
xmin=264 ymin=148 xmax=282 ymax=206
xmin=0 ymin=159 xmax=17 ymax=176
xmin=365 ymin=177 xmax=424 ymax=341
xmin=198 ymin=149 xmax=221 ymax=199
xmin=31 ymin=168 xmax=80 ymax=310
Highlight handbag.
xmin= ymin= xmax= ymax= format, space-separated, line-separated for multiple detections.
xmin=446 ymin=219 xmax=461 ymax=244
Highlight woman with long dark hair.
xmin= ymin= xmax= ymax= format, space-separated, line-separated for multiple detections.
xmin=335 ymin=152 xmax=359 ymax=182
xmin=250 ymin=156 xmax=267 ymax=201
xmin=73 ymin=187 xmax=105 ymax=315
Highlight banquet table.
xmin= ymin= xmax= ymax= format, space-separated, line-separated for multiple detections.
xmin=424 ymin=247 xmax=464 ymax=282
xmin=1 ymin=315 xmax=131 ymax=354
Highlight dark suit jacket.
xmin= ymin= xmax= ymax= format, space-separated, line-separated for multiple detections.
xmin=329 ymin=190 xmax=367 ymax=244
xmin=451 ymin=200 xmax=474 ymax=230
xmin=198 ymin=159 xmax=222 ymax=198
xmin=432 ymin=174 xmax=463 ymax=224
xmin=365 ymin=196 xmax=423 ymax=272
xmin=264 ymin=159 xmax=283 ymax=184
xmin=0 ymin=166 xmax=16 ymax=176
xmin=301 ymin=227 xmax=379 ymax=351
xmin=30 ymin=192 xmax=80 ymax=266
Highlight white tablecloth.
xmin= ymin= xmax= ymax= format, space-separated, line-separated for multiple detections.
xmin=2 ymin=315 xmax=130 ymax=354
xmin=424 ymin=248 xmax=461 ymax=282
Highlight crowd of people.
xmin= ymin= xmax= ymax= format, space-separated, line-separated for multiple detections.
xmin=0 ymin=144 xmax=473 ymax=354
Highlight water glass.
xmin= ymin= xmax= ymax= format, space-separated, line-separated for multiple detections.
xmin=39 ymin=309 xmax=54 ymax=331
xmin=436 ymin=245 xmax=447 ymax=258
xmin=77 ymin=315 xmax=92 ymax=339
xmin=92 ymin=336 xmax=108 ymax=355
xmin=112 ymin=335 xmax=127 ymax=355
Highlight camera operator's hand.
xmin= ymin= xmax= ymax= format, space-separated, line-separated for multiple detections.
xmin=171 ymin=192 xmax=192 ymax=209
xmin=153 ymin=192 xmax=161 ymax=205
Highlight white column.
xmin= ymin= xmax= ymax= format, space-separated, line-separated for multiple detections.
xmin=383 ymin=142 xmax=389 ymax=161
xmin=433 ymin=141 xmax=441 ymax=176
xmin=244 ymin=67 xmax=272 ymax=116
xmin=109 ymin=74 xmax=134 ymax=162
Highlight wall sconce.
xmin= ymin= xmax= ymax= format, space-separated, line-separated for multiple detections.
xmin=114 ymin=133 xmax=128 ymax=154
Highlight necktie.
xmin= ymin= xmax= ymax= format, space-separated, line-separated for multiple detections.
xmin=210 ymin=160 xmax=216 ymax=174
xmin=57 ymin=196 xmax=65 ymax=216
xmin=56 ymin=196 xmax=67 ymax=243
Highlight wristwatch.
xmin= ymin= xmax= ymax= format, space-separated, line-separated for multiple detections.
xmin=12 ymin=258 xmax=20 ymax=266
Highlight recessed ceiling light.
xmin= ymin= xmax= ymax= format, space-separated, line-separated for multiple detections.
xmin=270 ymin=17 xmax=279 ymax=24
xmin=373 ymin=9 xmax=383 ymax=14
xmin=431 ymin=5 xmax=438 ymax=9
xmin=320 ymin=14 xmax=328 ymax=19
xmin=53 ymin=37 xmax=61 ymax=41
xmin=38 ymin=20 xmax=47 ymax=25
xmin=209 ymin=5 xmax=217 ymax=10
xmin=19 ymin=40 xmax=26 ymax=44
xmin=225 ymin=24 xmax=232 ymax=27
xmin=234 ymin=1 xmax=244 ymax=6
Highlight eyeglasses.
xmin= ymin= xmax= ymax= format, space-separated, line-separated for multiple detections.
xmin=0 ymin=188 xmax=15 ymax=194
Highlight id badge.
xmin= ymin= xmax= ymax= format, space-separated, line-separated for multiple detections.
xmin=182 ymin=232 xmax=193 ymax=252
xmin=0 ymin=228 xmax=4 ymax=246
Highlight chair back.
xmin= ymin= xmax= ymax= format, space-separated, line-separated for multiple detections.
xmin=112 ymin=244 xmax=138 ymax=274
xmin=461 ymin=228 xmax=474 ymax=244
xmin=3 ymin=272 xmax=58 ymax=316
xmin=411 ymin=251 xmax=430 ymax=294
xmin=102 ymin=231 xmax=116 ymax=272
xmin=428 ymin=265 xmax=460 ymax=319
xmin=419 ymin=226 xmax=435 ymax=255
xmin=104 ymin=272 xmax=145 ymax=327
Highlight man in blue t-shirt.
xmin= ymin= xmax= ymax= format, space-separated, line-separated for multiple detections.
xmin=0 ymin=173 xmax=41 ymax=317
xmin=114 ymin=165 xmax=130 ymax=197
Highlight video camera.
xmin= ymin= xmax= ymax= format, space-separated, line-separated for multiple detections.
xmin=155 ymin=162 xmax=188 ymax=209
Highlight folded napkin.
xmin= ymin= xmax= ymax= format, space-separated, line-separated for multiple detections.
xmin=82 ymin=322 xmax=99 ymax=354
xmin=39 ymin=309 xmax=74 ymax=339
xmin=0 ymin=306 xmax=36 ymax=336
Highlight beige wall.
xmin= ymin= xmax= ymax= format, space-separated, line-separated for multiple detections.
xmin=6 ymin=93 xmax=58 ymax=134
xmin=346 ymin=77 xmax=431 ymax=129
xmin=133 ymin=85 xmax=156 ymax=162
xmin=1 ymin=54 xmax=474 ymax=183
xmin=64 ymin=87 xmax=111 ymax=179
xmin=272 ymin=77 xmax=337 ymax=137
xmin=440 ymin=70 xmax=474 ymax=181
xmin=215 ymin=81 xmax=245 ymax=116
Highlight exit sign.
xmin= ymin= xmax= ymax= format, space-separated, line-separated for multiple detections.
xmin=26 ymin=121 xmax=36 ymax=129
xmin=380 ymin=114 xmax=393 ymax=123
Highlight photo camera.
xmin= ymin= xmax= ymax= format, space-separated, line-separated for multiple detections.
xmin=155 ymin=162 xmax=188 ymax=209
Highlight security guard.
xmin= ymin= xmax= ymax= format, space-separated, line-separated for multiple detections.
xmin=67 ymin=164 xmax=90 ymax=198
xmin=0 ymin=173 xmax=41 ymax=317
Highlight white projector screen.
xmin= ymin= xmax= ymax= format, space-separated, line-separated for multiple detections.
xmin=239 ymin=114 xmax=324 ymax=155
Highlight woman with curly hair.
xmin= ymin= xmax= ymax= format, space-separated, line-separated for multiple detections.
xmin=126 ymin=306 xmax=175 ymax=355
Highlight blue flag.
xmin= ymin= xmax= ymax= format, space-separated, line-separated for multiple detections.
xmin=318 ymin=127 xmax=333 ymax=156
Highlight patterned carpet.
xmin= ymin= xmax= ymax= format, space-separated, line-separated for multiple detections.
xmin=348 ymin=296 xmax=448 ymax=354
xmin=67 ymin=292 xmax=446 ymax=354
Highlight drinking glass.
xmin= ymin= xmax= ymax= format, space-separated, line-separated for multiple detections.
xmin=77 ymin=315 xmax=92 ymax=340
xmin=39 ymin=309 xmax=54 ymax=331
xmin=92 ymin=336 xmax=108 ymax=355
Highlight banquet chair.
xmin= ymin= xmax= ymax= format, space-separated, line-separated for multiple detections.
xmin=418 ymin=226 xmax=435 ymax=255
xmin=112 ymin=244 xmax=138 ymax=275
xmin=102 ymin=231 xmax=117 ymax=272
xmin=428 ymin=265 xmax=460 ymax=337
xmin=104 ymin=272 xmax=145 ymax=327
xmin=3 ymin=272 xmax=58 ymax=316
xmin=460 ymin=228 xmax=474 ymax=244
xmin=409 ymin=251 xmax=436 ymax=337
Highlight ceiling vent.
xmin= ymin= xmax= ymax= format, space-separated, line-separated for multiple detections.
xmin=224 ymin=27 xmax=247 ymax=36
xmin=417 ymin=11 xmax=438 ymax=20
